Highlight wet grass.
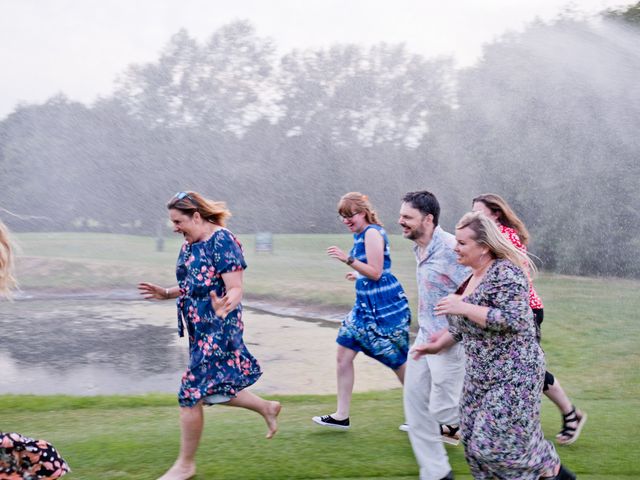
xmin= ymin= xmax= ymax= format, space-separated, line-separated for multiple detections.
xmin=0 ymin=391 xmax=638 ymax=479
xmin=5 ymin=232 xmax=640 ymax=478
xmin=12 ymin=232 xmax=415 ymax=308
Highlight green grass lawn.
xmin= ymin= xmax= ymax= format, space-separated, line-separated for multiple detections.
xmin=1 ymin=392 xmax=637 ymax=479
xmin=4 ymin=232 xmax=640 ymax=479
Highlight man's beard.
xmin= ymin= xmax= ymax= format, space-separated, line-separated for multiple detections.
xmin=403 ymin=225 xmax=423 ymax=241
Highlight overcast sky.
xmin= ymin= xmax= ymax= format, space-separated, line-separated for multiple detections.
xmin=0 ymin=0 xmax=628 ymax=118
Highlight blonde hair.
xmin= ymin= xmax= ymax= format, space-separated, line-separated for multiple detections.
xmin=337 ymin=192 xmax=381 ymax=226
xmin=0 ymin=220 xmax=18 ymax=299
xmin=472 ymin=193 xmax=530 ymax=245
xmin=457 ymin=211 xmax=536 ymax=276
xmin=167 ymin=191 xmax=232 ymax=227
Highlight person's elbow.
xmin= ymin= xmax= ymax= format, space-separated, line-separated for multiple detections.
xmin=370 ymin=268 xmax=383 ymax=281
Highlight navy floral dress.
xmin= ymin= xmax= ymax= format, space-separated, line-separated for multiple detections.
xmin=448 ymin=259 xmax=559 ymax=479
xmin=175 ymin=228 xmax=262 ymax=408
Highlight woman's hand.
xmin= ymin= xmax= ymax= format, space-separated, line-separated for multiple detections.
xmin=345 ymin=272 xmax=358 ymax=281
xmin=410 ymin=341 xmax=442 ymax=359
xmin=138 ymin=282 xmax=169 ymax=300
xmin=210 ymin=291 xmax=233 ymax=319
xmin=434 ymin=294 xmax=467 ymax=316
xmin=327 ymin=245 xmax=348 ymax=263
xmin=428 ymin=327 xmax=448 ymax=343
xmin=410 ymin=330 xmax=456 ymax=359
xmin=212 ymin=270 xmax=244 ymax=319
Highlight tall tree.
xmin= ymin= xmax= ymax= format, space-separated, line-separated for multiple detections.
xmin=446 ymin=17 xmax=640 ymax=276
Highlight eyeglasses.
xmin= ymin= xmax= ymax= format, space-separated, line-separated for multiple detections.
xmin=337 ymin=212 xmax=360 ymax=221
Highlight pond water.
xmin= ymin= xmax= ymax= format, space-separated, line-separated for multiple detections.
xmin=0 ymin=296 xmax=188 ymax=395
xmin=0 ymin=293 xmax=401 ymax=396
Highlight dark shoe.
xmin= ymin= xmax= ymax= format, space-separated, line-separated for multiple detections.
xmin=440 ymin=471 xmax=454 ymax=480
xmin=440 ymin=424 xmax=460 ymax=446
xmin=556 ymin=406 xmax=587 ymax=445
xmin=312 ymin=414 xmax=350 ymax=430
xmin=540 ymin=464 xmax=577 ymax=480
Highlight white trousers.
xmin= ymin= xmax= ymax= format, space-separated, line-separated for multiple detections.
xmin=403 ymin=342 xmax=465 ymax=480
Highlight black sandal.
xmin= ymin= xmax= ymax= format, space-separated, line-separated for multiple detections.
xmin=540 ymin=464 xmax=577 ymax=480
xmin=440 ymin=424 xmax=461 ymax=446
xmin=556 ymin=406 xmax=587 ymax=445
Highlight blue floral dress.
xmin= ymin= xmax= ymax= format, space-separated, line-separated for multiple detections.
xmin=336 ymin=224 xmax=411 ymax=369
xmin=449 ymin=259 xmax=559 ymax=479
xmin=175 ymin=228 xmax=262 ymax=407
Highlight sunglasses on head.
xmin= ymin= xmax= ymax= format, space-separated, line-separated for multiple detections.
xmin=173 ymin=191 xmax=197 ymax=207
xmin=174 ymin=192 xmax=193 ymax=202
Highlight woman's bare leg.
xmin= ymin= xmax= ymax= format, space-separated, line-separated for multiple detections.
xmin=334 ymin=345 xmax=358 ymax=419
xmin=158 ymin=403 xmax=203 ymax=480
xmin=226 ymin=390 xmax=282 ymax=439
xmin=545 ymin=377 xmax=573 ymax=414
xmin=394 ymin=362 xmax=406 ymax=384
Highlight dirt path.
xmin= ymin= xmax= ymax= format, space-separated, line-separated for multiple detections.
xmin=242 ymin=307 xmax=404 ymax=396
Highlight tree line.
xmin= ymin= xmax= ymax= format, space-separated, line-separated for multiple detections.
xmin=1 ymin=5 xmax=639 ymax=278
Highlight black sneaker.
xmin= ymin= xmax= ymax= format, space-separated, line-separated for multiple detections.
xmin=312 ymin=414 xmax=350 ymax=430
xmin=440 ymin=471 xmax=454 ymax=480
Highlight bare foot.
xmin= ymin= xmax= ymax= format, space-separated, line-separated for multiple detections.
xmin=264 ymin=400 xmax=281 ymax=439
xmin=157 ymin=461 xmax=196 ymax=480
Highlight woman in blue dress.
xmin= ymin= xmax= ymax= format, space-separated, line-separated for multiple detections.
xmin=313 ymin=192 xmax=411 ymax=429
xmin=139 ymin=191 xmax=281 ymax=480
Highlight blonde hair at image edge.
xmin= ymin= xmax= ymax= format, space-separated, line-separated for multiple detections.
xmin=0 ymin=220 xmax=17 ymax=298
xmin=338 ymin=192 xmax=381 ymax=226
xmin=457 ymin=211 xmax=536 ymax=276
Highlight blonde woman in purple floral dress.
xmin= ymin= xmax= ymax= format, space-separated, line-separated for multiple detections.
xmin=139 ymin=191 xmax=281 ymax=480
xmin=1 ymin=221 xmax=71 ymax=479
xmin=412 ymin=212 xmax=576 ymax=480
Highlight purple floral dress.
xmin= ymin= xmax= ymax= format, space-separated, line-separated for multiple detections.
xmin=175 ymin=228 xmax=262 ymax=407
xmin=449 ymin=259 xmax=559 ymax=479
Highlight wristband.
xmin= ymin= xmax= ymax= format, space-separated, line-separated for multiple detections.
xmin=346 ymin=256 xmax=355 ymax=265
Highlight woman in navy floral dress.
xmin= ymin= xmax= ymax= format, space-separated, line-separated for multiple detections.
xmin=412 ymin=212 xmax=575 ymax=480
xmin=313 ymin=192 xmax=410 ymax=429
xmin=139 ymin=191 xmax=280 ymax=480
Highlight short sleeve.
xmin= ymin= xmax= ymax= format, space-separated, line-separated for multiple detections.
xmin=212 ymin=230 xmax=247 ymax=274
